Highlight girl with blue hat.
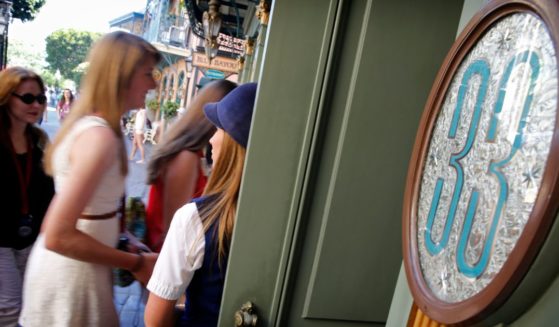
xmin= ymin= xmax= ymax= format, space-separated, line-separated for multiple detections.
xmin=146 ymin=82 xmax=257 ymax=327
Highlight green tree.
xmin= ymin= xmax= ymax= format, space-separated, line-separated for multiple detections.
xmin=6 ymin=40 xmax=63 ymax=89
xmin=45 ymin=29 xmax=101 ymax=85
xmin=40 ymin=70 xmax=58 ymax=88
xmin=7 ymin=39 xmax=45 ymax=71
xmin=12 ymin=0 xmax=46 ymax=22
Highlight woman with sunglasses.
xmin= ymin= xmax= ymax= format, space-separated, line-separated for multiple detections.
xmin=0 ymin=67 xmax=55 ymax=327
xmin=18 ymin=32 xmax=161 ymax=327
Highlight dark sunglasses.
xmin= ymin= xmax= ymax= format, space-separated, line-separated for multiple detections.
xmin=12 ymin=93 xmax=47 ymax=105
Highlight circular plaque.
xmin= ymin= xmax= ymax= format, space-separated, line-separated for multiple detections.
xmin=403 ymin=0 xmax=559 ymax=324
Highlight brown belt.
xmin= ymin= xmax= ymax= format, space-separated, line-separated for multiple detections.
xmin=80 ymin=210 xmax=118 ymax=220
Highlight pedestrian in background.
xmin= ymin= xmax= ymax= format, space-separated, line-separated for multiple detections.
xmin=56 ymin=88 xmax=74 ymax=121
xmin=145 ymin=83 xmax=257 ymax=327
xmin=0 ymin=67 xmax=55 ymax=327
xmin=19 ymin=31 xmax=161 ymax=327
xmin=129 ymin=107 xmax=147 ymax=163
xmin=48 ymin=88 xmax=56 ymax=107
xmin=145 ymin=79 xmax=237 ymax=252
xmin=38 ymin=86 xmax=50 ymax=124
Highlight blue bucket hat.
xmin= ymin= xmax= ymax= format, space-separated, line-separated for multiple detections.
xmin=203 ymin=83 xmax=257 ymax=148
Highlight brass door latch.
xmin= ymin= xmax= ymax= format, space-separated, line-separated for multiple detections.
xmin=234 ymin=301 xmax=258 ymax=326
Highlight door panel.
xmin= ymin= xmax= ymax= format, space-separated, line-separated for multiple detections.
xmin=219 ymin=1 xmax=340 ymax=325
xmin=284 ymin=1 xmax=464 ymax=325
xmin=299 ymin=1 xmax=394 ymax=322
xmin=220 ymin=1 xmax=464 ymax=326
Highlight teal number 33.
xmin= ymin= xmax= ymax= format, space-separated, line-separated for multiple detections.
xmin=424 ymin=50 xmax=541 ymax=278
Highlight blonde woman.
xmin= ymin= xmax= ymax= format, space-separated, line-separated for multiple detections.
xmin=0 ymin=68 xmax=54 ymax=327
xmin=145 ymin=83 xmax=257 ymax=327
xmin=19 ymin=32 xmax=161 ymax=327
xmin=145 ymin=79 xmax=237 ymax=252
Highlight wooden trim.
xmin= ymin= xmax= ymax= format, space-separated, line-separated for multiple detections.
xmin=407 ymin=302 xmax=419 ymax=327
xmin=402 ymin=0 xmax=559 ymax=324
xmin=407 ymin=303 xmax=447 ymax=327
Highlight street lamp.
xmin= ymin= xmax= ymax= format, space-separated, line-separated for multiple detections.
xmin=202 ymin=0 xmax=221 ymax=60
xmin=186 ymin=58 xmax=193 ymax=77
xmin=184 ymin=58 xmax=194 ymax=106
xmin=0 ymin=0 xmax=12 ymax=70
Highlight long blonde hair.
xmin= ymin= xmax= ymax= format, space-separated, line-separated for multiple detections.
xmin=146 ymin=80 xmax=237 ymax=183
xmin=202 ymin=132 xmax=246 ymax=263
xmin=44 ymin=31 xmax=161 ymax=175
xmin=0 ymin=67 xmax=48 ymax=147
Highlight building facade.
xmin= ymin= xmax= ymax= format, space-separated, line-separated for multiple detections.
xmin=139 ymin=0 xmax=269 ymax=127
xmin=119 ymin=1 xmax=559 ymax=326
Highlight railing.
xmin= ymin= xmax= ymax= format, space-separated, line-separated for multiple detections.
xmin=161 ymin=25 xmax=186 ymax=46
xmin=143 ymin=0 xmax=188 ymax=48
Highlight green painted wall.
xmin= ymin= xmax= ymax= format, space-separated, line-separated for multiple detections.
xmin=220 ymin=0 xmax=464 ymax=326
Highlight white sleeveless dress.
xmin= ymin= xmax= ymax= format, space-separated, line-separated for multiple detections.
xmin=19 ymin=116 xmax=125 ymax=327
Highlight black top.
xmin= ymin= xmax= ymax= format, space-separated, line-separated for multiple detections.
xmin=179 ymin=195 xmax=228 ymax=327
xmin=0 ymin=129 xmax=55 ymax=249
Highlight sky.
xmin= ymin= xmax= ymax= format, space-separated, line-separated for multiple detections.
xmin=10 ymin=0 xmax=147 ymax=50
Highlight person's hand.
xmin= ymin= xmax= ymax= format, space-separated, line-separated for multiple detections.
xmin=131 ymin=252 xmax=158 ymax=286
xmin=124 ymin=230 xmax=152 ymax=253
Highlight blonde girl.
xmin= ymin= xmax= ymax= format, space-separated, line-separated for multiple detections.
xmin=145 ymin=83 xmax=257 ymax=327
xmin=19 ymin=31 xmax=161 ymax=327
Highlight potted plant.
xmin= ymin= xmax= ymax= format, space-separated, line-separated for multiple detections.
xmin=161 ymin=101 xmax=179 ymax=119
xmin=145 ymin=98 xmax=159 ymax=122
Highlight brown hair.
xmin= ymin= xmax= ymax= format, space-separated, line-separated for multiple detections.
xmin=201 ymin=132 xmax=246 ymax=263
xmin=0 ymin=67 xmax=48 ymax=147
xmin=57 ymin=88 xmax=74 ymax=108
xmin=44 ymin=31 xmax=161 ymax=175
xmin=146 ymin=79 xmax=237 ymax=184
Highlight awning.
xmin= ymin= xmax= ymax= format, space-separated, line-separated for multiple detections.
xmin=196 ymin=76 xmax=215 ymax=89
xmin=151 ymin=42 xmax=191 ymax=58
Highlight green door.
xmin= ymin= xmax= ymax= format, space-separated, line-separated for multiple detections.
xmin=220 ymin=1 xmax=464 ymax=326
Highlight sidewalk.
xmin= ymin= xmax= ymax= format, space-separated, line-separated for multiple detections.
xmin=114 ymin=282 xmax=148 ymax=327
xmin=115 ymin=134 xmax=153 ymax=327
xmin=41 ymin=108 xmax=153 ymax=327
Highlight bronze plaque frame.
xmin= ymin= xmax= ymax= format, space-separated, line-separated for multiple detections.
xmin=402 ymin=0 xmax=559 ymax=324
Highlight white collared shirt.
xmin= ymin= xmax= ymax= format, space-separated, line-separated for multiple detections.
xmin=147 ymin=203 xmax=206 ymax=300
